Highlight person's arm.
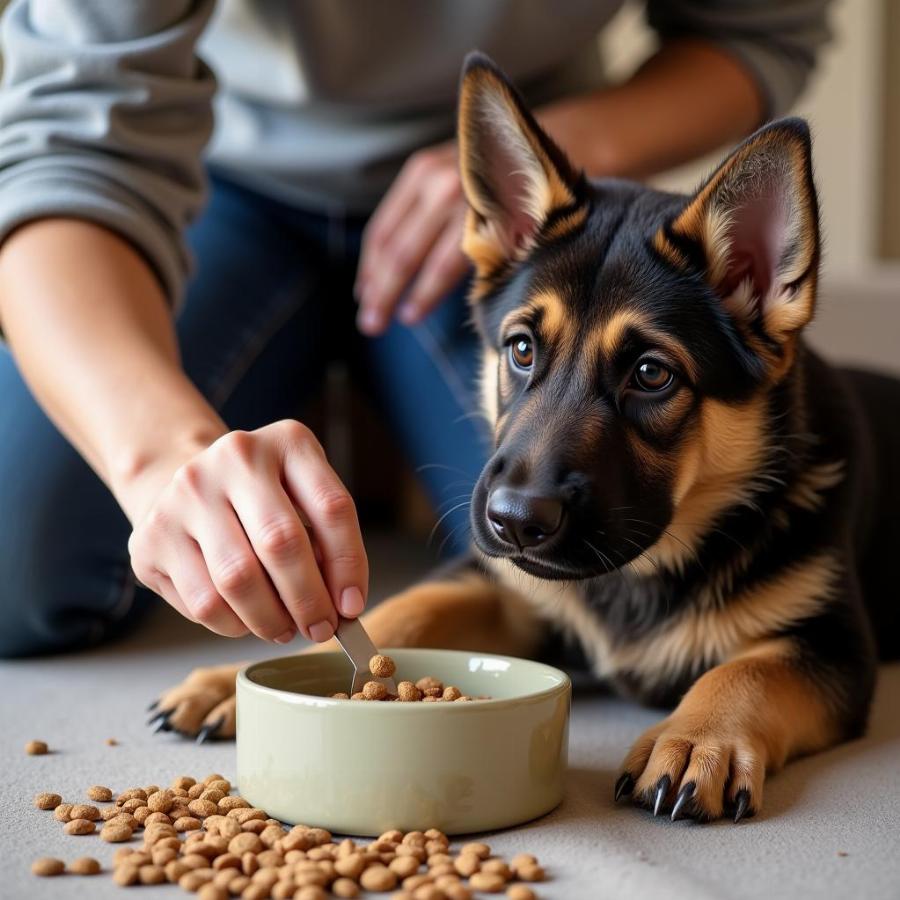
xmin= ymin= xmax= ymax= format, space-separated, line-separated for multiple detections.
xmin=356 ymin=0 xmax=832 ymax=333
xmin=0 ymin=1 xmax=368 ymax=642
xmin=0 ymin=219 xmax=368 ymax=645
xmin=537 ymin=40 xmax=765 ymax=181
xmin=0 ymin=220 xmax=222 ymax=523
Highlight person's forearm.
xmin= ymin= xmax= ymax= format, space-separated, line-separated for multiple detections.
xmin=0 ymin=219 xmax=226 ymax=522
xmin=539 ymin=39 xmax=765 ymax=179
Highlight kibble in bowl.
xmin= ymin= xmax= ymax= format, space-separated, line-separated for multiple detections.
xmin=237 ymin=648 xmax=570 ymax=835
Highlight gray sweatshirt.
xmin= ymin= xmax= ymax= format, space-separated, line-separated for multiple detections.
xmin=0 ymin=0 xmax=830 ymax=304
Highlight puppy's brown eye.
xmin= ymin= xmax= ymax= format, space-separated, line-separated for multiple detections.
xmin=633 ymin=360 xmax=673 ymax=392
xmin=510 ymin=336 xmax=534 ymax=370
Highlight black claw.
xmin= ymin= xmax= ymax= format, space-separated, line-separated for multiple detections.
xmin=614 ymin=773 xmax=635 ymax=802
xmin=196 ymin=716 xmax=225 ymax=745
xmin=733 ymin=789 xmax=751 ymax=823
xmin=670 ymin=781 xmax=696 ymax=822
xmin=148 ymin=709 xmax=173 ymax=733
xmin=147 ymin=699 xmax=159 ymax=713
xmin=653 ymin=775 xmax=671 ymax=817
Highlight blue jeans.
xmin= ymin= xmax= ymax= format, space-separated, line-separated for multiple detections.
xmin=0 ymin=174 xmax=488 ymax=658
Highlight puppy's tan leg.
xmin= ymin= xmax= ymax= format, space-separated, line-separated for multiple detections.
xmin=324 ymin=572 xmax=543 ymax=657
xmin=618 ymin=639 xmax=841 ymax=822
xmin=153 ymin=571 xmax=539 ymax=739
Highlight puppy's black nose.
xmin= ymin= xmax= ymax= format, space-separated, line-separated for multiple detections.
xmin=487 ymin=487 xmax=565 ymax=549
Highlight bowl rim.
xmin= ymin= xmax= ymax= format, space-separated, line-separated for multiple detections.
xmin=238 ymin=647 xmax=571 ymax=712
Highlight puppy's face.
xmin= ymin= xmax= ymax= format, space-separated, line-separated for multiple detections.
xmin=457 ymin=54 xmax=820 ymax=580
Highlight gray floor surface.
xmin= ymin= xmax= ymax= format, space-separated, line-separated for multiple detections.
xmin=3 ymin=533 xmax=899 ymax=900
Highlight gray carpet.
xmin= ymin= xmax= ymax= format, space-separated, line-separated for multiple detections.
xmin=2 ymin=533 xmax=899 ymax=900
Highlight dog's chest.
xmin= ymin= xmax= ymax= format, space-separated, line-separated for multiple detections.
xmin=485 ymin=558 xmax=730 ymax=704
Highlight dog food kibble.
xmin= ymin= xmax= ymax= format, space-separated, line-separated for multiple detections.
xmin=506 ymin=887 xmax=537 ymax=900
xmin=516 ymin=864 xmax=545 ymax=882
xmin=70 ymin=803 xmax=101 ymax=821
xmin=30 ymin=770 xmax=550 ymax=896
xmin=65 ymin=818 xmax=96 ymax=835
xmin=101 ymin=821 xmax=134 ymax=842
xmin=362 ymin=680 xmax=389 ymax=701
xmin=69 ymin=856 xmax=102 ymax=875
xmin=31 ymin=857 xmax=64 ymax=876
xmin=470 ymin=871 xmax=506 ymax=892
xmin=461 ymin=842 xmax=491 ymax=859
xmin=25 ymin=739 xmax=49 ymax=755
xmin=87 ymin=785 xmax=113 ymax=802
xmin=509 ymin=854 xmax=537 ymax=873
xmin=34 ymin=792 xmax=62 ymax=810
xmin=397 ymin=681 xmax=422 ymax=702
xmin=482 ymin=859 xmax=512 ymax=880
xmin=454 ymin=854 xmax=481 ymax=877
xmin=53 ymin=803 xmax=73 ymax=821
xmin=360 ymin=864 xmax=398 ymax=891
xmin=333 ymin=877 xmax=361 ymax=898
xmin=369 ymin=654 xmax=397 ymax=678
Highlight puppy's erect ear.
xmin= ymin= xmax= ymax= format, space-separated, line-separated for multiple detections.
xmin=457 ymin=52 xmax=587 ymax=287
xmin=657 ymin=119 xmax=820 ymax=350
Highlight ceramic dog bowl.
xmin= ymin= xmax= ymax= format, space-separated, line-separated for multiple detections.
xmin=236 ymin=648 xmax=570 ymax=835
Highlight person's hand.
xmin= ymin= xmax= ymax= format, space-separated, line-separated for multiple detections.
xmin=355 ymin=142 xmax=470 ymax=335
xmin=127 ymin=420 xmax=367 ymax=643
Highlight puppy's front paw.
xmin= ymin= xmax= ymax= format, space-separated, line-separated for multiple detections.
xmin=148 ymin=662 xmax=245 ymax=742
xmin=615 ymin=711 xmax=766 ymax=822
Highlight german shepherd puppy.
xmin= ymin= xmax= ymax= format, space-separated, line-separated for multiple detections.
xmin=154 ymin=54 xmax=897 ymax=823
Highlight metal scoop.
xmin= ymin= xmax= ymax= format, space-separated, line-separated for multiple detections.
xmin=334 ymin=617 xmax=397 ymax=695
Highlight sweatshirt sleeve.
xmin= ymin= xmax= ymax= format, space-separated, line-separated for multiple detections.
xmin=646 ymin=0 xmax=833 ymax=119
xmin=0 ymin=0 xmax=216 ymax=305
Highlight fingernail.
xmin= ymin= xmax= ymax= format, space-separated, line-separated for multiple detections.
xmin=274 ymin=629 xmax=295 ymax=644
xmin=357 ymin=308 xmax=381 ymax=335
xmin=340 ymin=586 xmax=365 ymax=617
xmin=308 ymin=620 xmax=335 ymax=642
xmin=398 ymin=303 xmax=418 ymax=324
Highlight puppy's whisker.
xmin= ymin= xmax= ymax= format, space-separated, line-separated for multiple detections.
xmin=426 ymin=500 xmax=472 ymax=548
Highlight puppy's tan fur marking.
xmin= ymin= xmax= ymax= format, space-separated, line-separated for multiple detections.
xmin=530 ymin=289 xmax=574 ymax=347
xmin=543 ymin=203 xmax=589 ymax=241
xmin=641 ymin=397 xmax=769 ymax=574
xmin=589 ymin=309 xmax=699 ymax=384
xmin=652 ymin=228 xmax=690 ymax=272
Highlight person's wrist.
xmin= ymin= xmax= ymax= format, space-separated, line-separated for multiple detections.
xmin=110 ymin=419 xmax=227 ymax=524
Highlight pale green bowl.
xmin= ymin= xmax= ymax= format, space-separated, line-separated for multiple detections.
xmin=236 ymin=649 xmax=570 ymax=835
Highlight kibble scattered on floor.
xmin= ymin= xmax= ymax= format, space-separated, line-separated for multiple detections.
xmin=30 ymin=770 xmax=548 ymax=897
